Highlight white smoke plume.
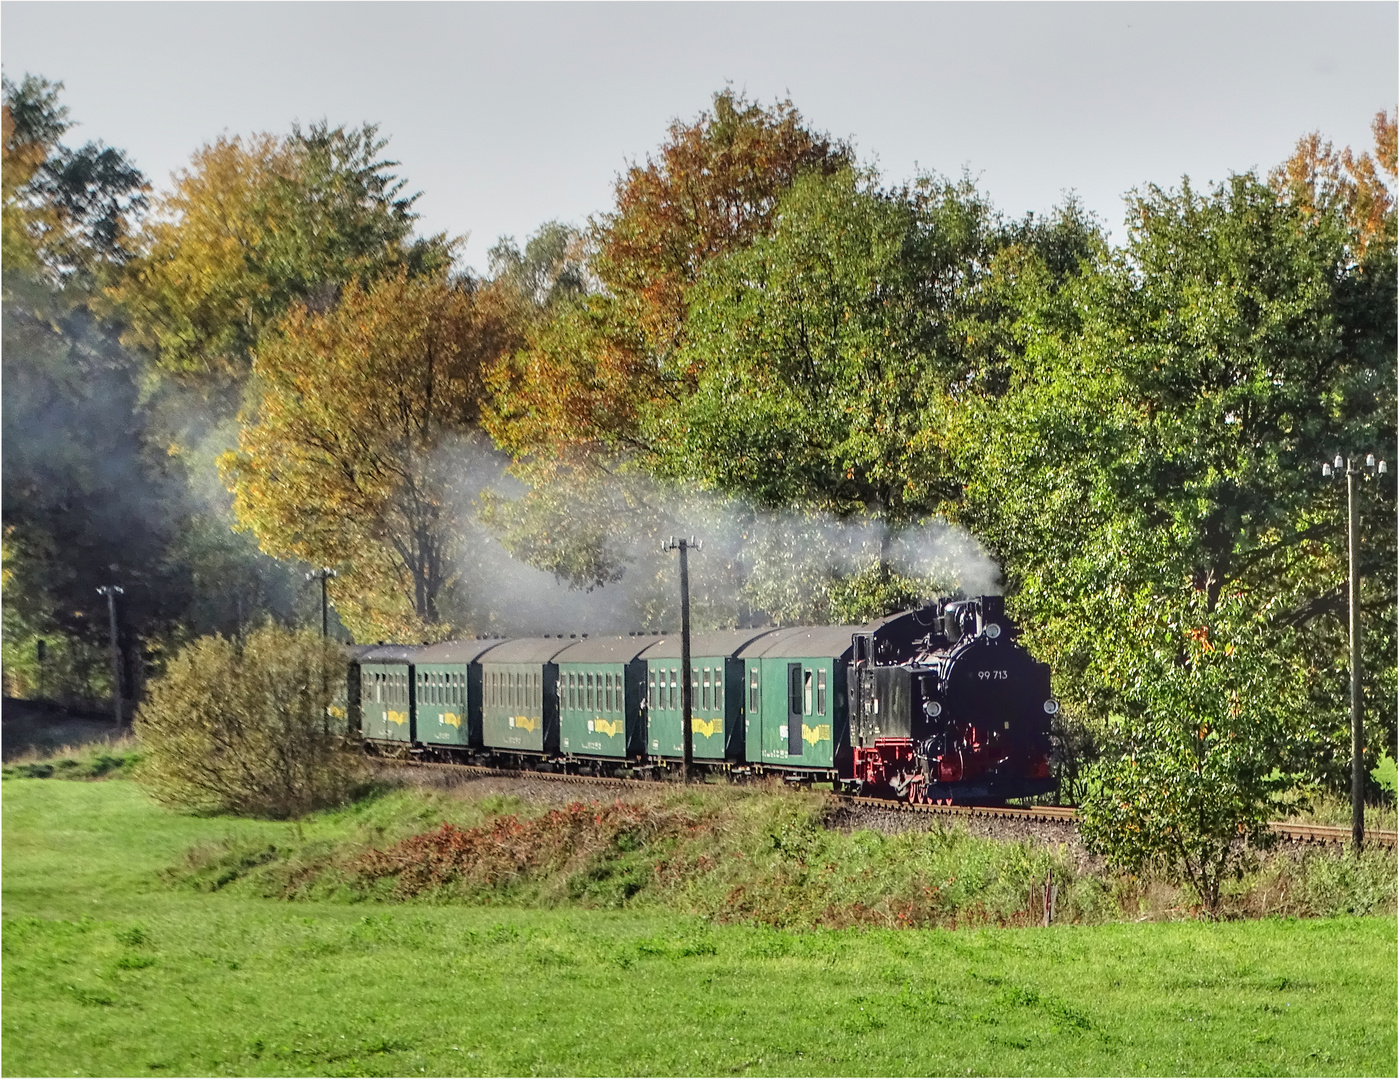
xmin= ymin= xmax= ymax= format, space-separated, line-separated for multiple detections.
xmin=439 ymin=441 xmax=1002 ymax=637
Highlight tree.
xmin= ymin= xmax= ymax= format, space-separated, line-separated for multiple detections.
xmin=1077 ymin=594 xmax=1309 ymax=916
xmin=1270 ymin=108 xmax=1396 ymax=258
xmin=108 ymin=122 xmax=452 ymax=387
xmin=2 ymin=73 xmax=147 ymax=288
xmin=955 ymin=151 xmax=1396 ymax=785
xmin=656 ymin=168 xmax=1001 ymax=528
xmin=484 ymin=90 xmax=850 ymax=470
xmin=134 ymin=624 xmax=360 ymax=817
xmin=486 ymin=220 xmax=588 ymax=313
xmin=594 ymin=87 xmax=852 ymax=352
xmin=221 ymin=271 xmax=518 ymax=641
xmin=1 ymin=75 xmax=190 ymax=703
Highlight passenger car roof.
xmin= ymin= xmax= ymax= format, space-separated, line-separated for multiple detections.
xmin=476 ymin=637 xmax=575 ymax=664
xmin=736 ymin=615 xmax=904 ymax=660
xmin=639 ymin=628 xmax=780 ymax=660
xmin=357 ymin=643 xmax=422 ymax=664
xmin=553 ymin=635 xmax=663 ymax=664
xmin=414 ymin=639 xmax=510 ymax=664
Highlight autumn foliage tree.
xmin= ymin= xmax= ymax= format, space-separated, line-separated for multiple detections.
xmin=485 ymin=90 xmax=851 ymax=470
xmin=594 ymin=88 xmax=852 ymax=352
xmin=221 ymin=271 xmax=518 ymax=641
xmin=110 ymin=123 xmax=452 ymax=387
xmin=1270 ymin=107 xmax=1397 ymax=257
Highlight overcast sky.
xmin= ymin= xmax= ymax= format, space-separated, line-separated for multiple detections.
xmin=3 ymin=2 xmax=1395 ymax=273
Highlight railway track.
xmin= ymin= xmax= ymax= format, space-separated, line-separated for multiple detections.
xmin=386 ymin=757 xmax=1398 ymax=850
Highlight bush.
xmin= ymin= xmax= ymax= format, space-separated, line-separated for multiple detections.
xmin=134 ymin=625 xmax=360 ymax=817
xmin=1078 ymin=594 xmax=1309 ymax=916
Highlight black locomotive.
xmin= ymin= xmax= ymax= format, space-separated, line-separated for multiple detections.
xmin=849 ymin=595 xmax=1057 ymax=802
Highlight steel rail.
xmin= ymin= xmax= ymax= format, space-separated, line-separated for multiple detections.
xmin=382 ymin=756 xmax=1398 ymax=849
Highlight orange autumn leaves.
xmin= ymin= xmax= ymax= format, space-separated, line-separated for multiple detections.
xmin=221 ymin=271 xmax=517 ymax=640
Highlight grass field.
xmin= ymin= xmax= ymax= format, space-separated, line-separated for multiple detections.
xmin=4 ymin=776 xmax=1397 ymax=1077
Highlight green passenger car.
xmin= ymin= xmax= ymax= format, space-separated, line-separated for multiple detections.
xmin=739 ymin=626 xmax=862 ymax=775
xmin=413 ymin=640 xmax=504 ymax=748
xmin=358 ymin=644 xmax=421 ymax=744
xmin=640 ymin=629 xmax=779 ymax=762
xmin=334 ymin=645 xmax=374 ymax=736
xmin=553 ymin=636 xmax=658 ymax=761
xmin=479 ymin=638 xmax=570 ymax=756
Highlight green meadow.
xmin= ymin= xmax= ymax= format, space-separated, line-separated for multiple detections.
xmin=3 ymin=775 xmax=1396 ymax=1077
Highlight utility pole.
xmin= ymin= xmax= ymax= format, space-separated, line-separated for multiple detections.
xmin=306 ymin=567 xmax=338 ymax=638
xmin=1321 ymin=452 xmax=1386 ymax=853
xmin=662 ymin=537 xmax=701 ymax=783
xmin=95 ymin=586 xmax=124 ymax=727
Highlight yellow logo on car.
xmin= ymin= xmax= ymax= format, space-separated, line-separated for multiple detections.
xmin=441 ymin=712 xmax=462 ymax=728
xmin=512 ymin=715 xmax=538 ymax=733
xmin=387 ymin=710 xmax=408 ymax=727
xmin=593 ymin=718 xmax=623 ymax=738
xmin=802 ymin=723 xmax=831 ymax=745
xmin=693 ymin=718 xmax=723 ymax=739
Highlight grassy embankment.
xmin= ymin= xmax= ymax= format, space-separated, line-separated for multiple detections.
xmin=3 ymin=760 xmax=1397 ymax=1076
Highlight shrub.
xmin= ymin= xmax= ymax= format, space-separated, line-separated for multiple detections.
xmin=1078 ymin=594 xmax=1309 ymax=916
xmin=134 ymin=625 xmax=360 ymax=817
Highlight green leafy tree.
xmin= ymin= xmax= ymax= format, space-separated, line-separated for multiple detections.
xmin=657 ymin=168 xmax=1000 ymax=526
xmin=1078 ymin=594 xmax=1309 ymax=916
xmin=956 ymin=154 xmax=1396 ymax=788
xmin=487 ymin=220 xmax=588 ymax=314
xmin=134 ymin=624 xmax=360 ymax=817
xmin=2 ymin=73 xmax=147 ymax=288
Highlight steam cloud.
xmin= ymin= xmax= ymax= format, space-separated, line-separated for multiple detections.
xmin=441 ymin=441 xmax=1002 ymax=637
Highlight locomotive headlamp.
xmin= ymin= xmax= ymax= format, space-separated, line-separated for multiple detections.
xmin=924 ymin=701 xmax=943 ymax=718
xmin=1043 ymin=699 xmax=1060 ymax=715
xmin=984 ymin=623 xmax=1002 ymax=640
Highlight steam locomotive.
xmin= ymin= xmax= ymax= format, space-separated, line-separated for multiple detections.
xmin=347 ymin=594 xmax=1057 ymax=804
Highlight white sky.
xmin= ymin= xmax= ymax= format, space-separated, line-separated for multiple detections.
xmin=3 ymin=1 xmax=1396 ymax=273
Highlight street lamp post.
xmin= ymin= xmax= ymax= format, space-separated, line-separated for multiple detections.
xmin=306 ymin=568 xmax=338 ymax=638
xmin=95 ymin=585 xmax=124 ymax=728
xmin=1321 ymin=452 xmax=1386 ymax=853
xmin=662 ymin=537 xmax=702 ymax=783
